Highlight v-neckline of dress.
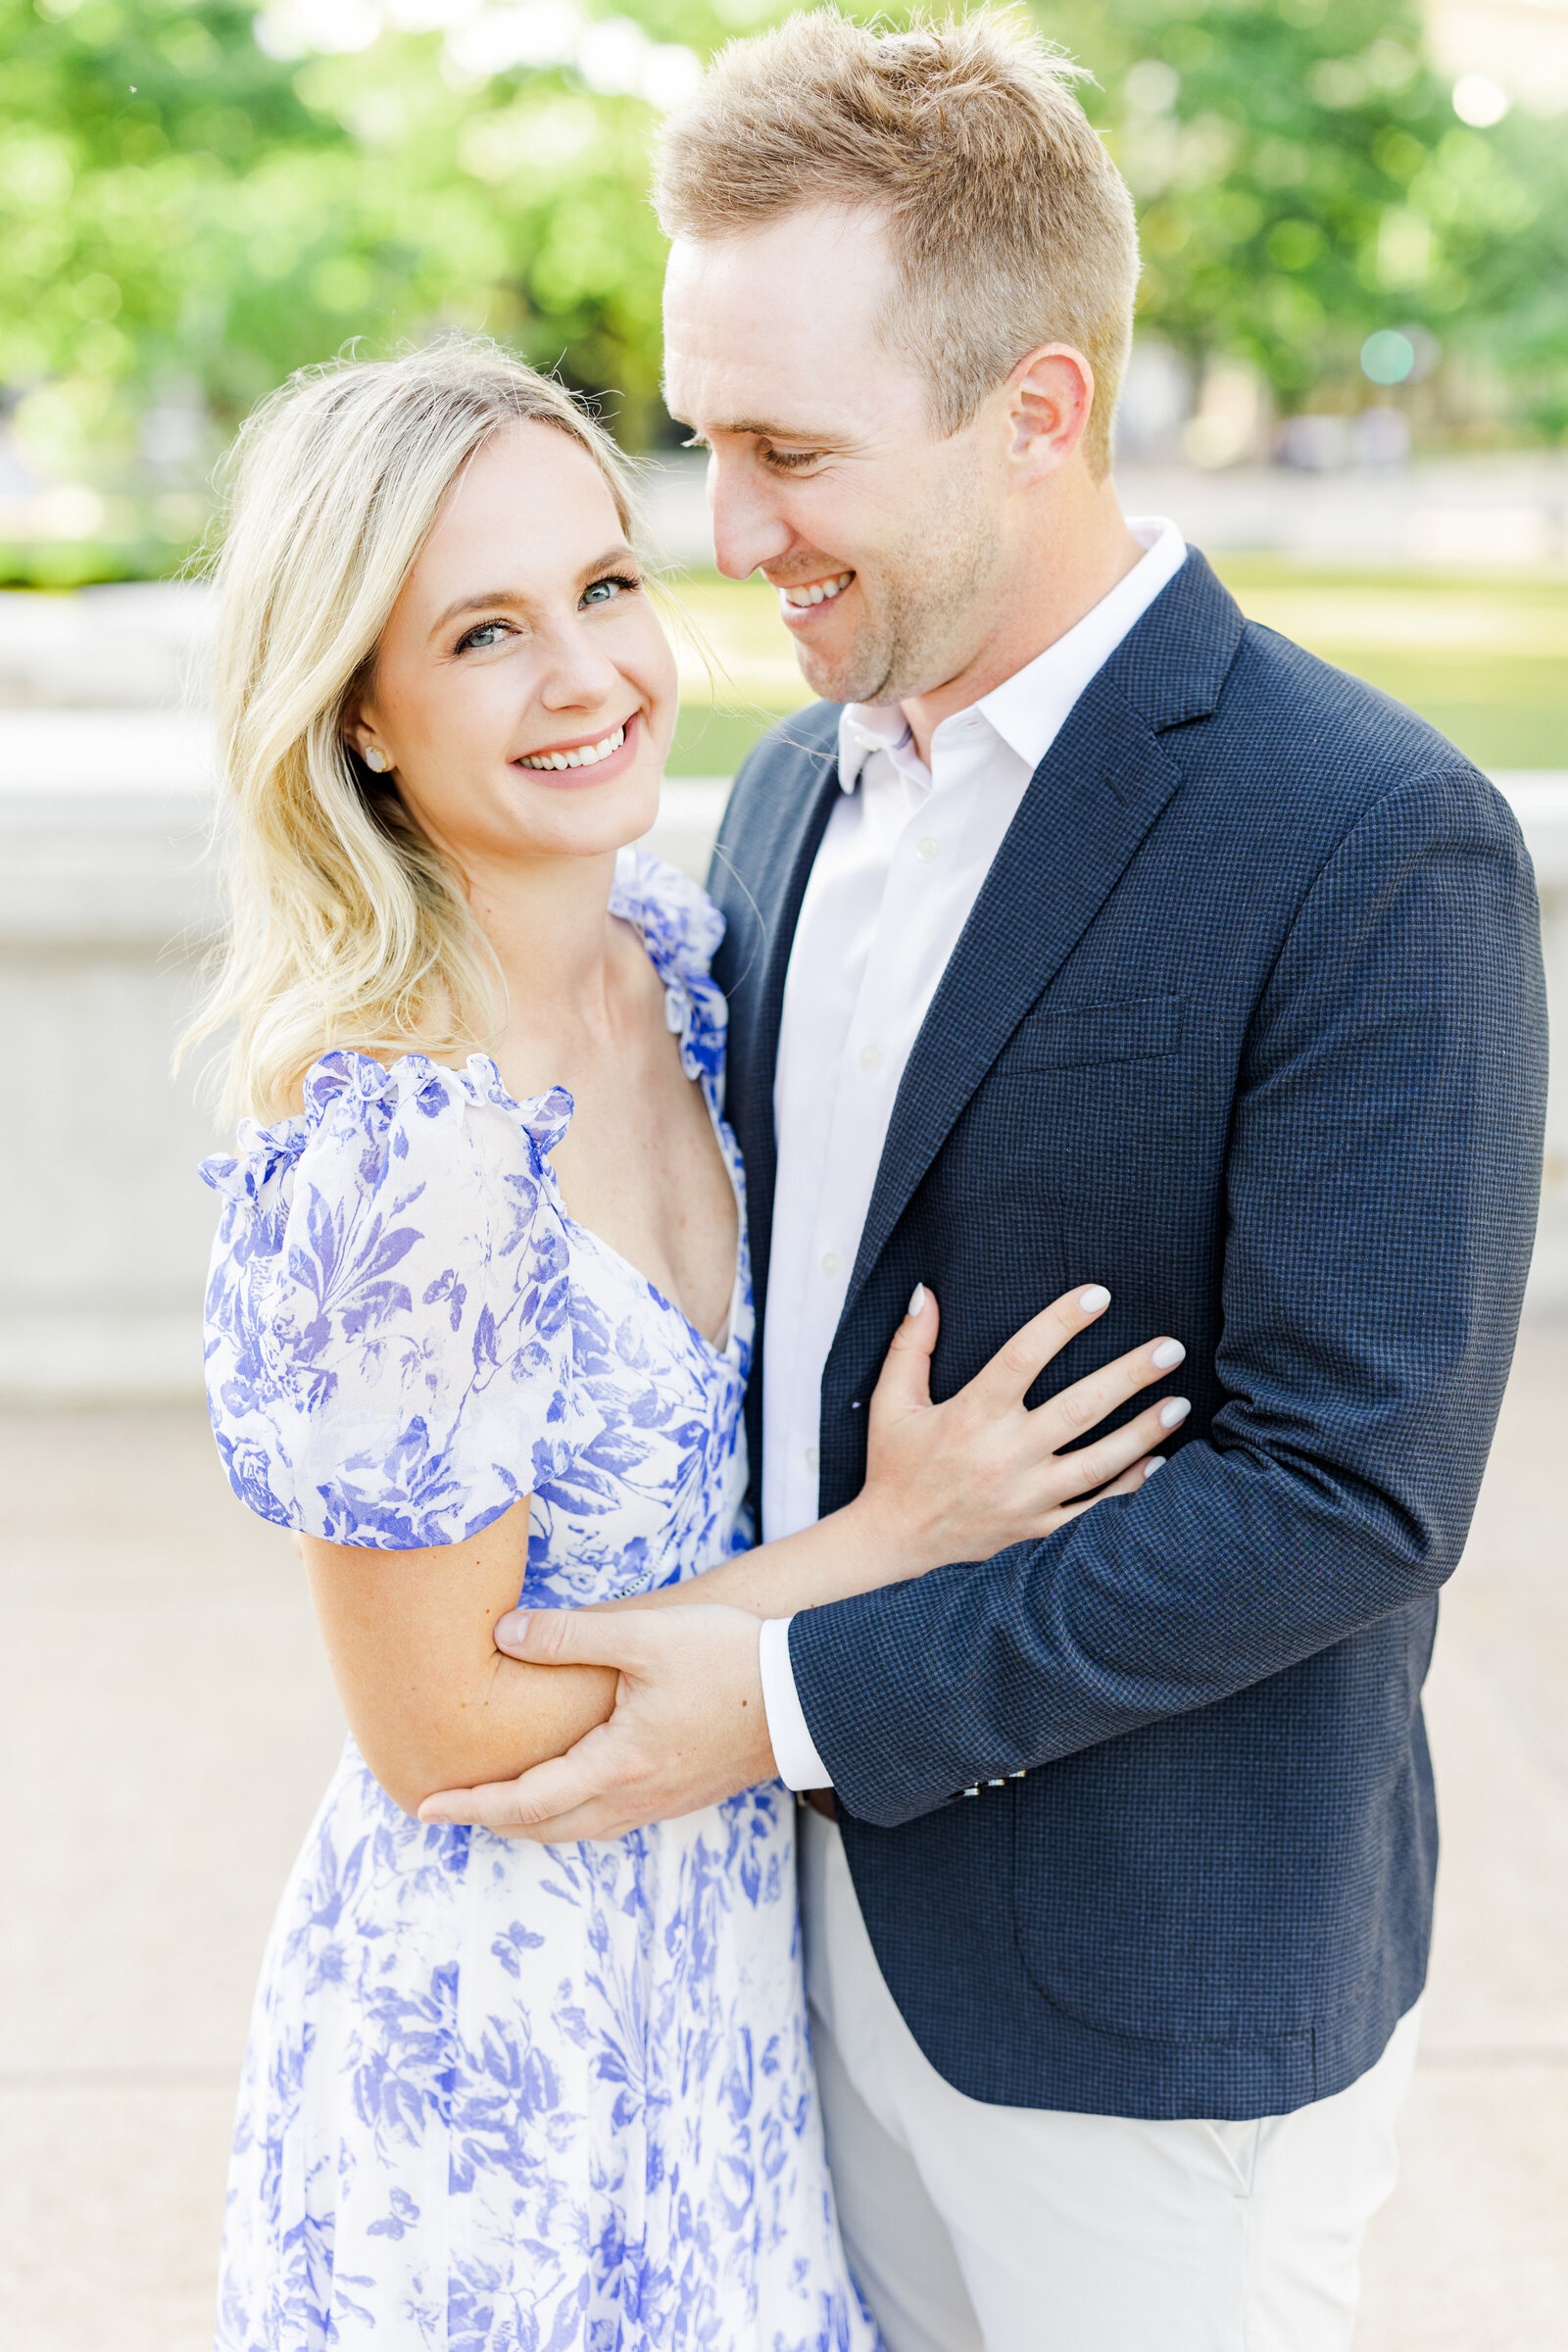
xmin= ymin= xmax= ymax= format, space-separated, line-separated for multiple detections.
xmin=537 ymin=850 xmax=745 ymax=1364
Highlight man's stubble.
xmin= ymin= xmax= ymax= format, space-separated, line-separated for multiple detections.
xmin=794 ymin=450 xmax=1004 ymax=711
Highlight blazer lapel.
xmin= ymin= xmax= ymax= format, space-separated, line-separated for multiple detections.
xmin=843 ymin=554 xmax=1245 ymax=1317
xmin=844 ymin=700 xmax=1180 ymax=1312
xmin=714 ymin=709 xmax=842 ymax=1311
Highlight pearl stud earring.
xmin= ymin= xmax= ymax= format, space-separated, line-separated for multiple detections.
xmin=363 ymin=745 xmax=390 ymax=774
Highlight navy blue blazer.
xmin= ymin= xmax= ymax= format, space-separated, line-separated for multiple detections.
xmin=707 ymin=551 xmax=1547 ymax=2122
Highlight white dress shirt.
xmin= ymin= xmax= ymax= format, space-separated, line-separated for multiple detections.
xmin=757 ymin=516 xmax=1188 ymax=1789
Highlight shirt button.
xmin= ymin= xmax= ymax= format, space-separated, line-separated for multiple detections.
xmin=820 ymin=1250 xmax=842 ymax=1278
xmin=804 ymin=1445 xmax=819 ymax=1473
xmin=915 ymin=835 xmax=941 ymax=862
xmin=858 ymin=1043 xmax=882 ymax=1070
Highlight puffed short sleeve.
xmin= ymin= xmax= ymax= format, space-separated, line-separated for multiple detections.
xmin=199 ymin=1053 xmax=599 ymax=1547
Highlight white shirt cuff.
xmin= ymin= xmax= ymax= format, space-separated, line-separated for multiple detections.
xmin=758 ymin=1615 xmax=834 ymax=1790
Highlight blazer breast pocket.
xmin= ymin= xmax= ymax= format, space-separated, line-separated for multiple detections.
xmin=1012 ymin=993 xmax=1184 ymax=1070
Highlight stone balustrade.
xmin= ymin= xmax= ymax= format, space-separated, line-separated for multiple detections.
xmin=1 ymin=709 xmax=1562 ymax=1401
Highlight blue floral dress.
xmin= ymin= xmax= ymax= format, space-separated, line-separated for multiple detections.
xmin=200 ymin=852 xmax=880 ymax=2352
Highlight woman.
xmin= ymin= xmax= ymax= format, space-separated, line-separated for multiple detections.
xmin=194 ymin=340 xmax=1187 ymax=2351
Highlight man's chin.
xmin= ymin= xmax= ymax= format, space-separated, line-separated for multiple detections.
xmin=793 ymin=635 xmax=890 ymax=710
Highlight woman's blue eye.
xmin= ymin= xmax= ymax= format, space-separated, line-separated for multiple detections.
xmin=582 ymin=573 xmax=639 ymax=607
xmin=459 ymin=621 xmax=509 ymax=652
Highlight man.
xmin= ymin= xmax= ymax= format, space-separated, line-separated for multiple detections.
xmin=427 ymin=16 xmax=1546 ymax=2344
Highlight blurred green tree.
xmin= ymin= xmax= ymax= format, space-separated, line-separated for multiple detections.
xmin=1 ymin=0 xmax=1564 ymax=579
xmin=0 ymin=0 xmax=692 ymax=475
xmin=1051 ymin=0 xmax=1554 ymax=416
xmin=1 ymin=0 xmax=326 ymax=472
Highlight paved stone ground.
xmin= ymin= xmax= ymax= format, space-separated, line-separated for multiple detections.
xmin=1 ymin=1333 xmax=1564 ymax=2349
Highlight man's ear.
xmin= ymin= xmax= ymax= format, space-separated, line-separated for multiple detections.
xmin=1004 ymin=344 xmax=1096 ymax=479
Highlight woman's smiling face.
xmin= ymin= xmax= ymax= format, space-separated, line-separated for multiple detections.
xmin=351 ymin=418 xmax=676 ymax=871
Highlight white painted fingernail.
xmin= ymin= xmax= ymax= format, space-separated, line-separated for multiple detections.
xmin=1152 ymin=1339 xmax=1185 ymax=1370
xmin=907 ymin=1284 xmax=927 ymax=1318
xmin=1143 ymin=1456 xmax=1166 ymax=1478
xmin=1158 ymin=1396 xmax=1191 ymax=1430
xmin=1078 ymin=1286 xmax=1110 ymax=1314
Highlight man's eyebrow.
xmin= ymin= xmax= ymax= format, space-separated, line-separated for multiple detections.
xmin=666 ymin=408 xmax=845 ymax=445
xmin=712 ymin=417 xmax=843 ymax=442
xmin=429 ymin=546 xmax=638 ymax=634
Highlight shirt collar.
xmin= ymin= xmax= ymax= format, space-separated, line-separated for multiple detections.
xmin=835 ymin=515 xmax=1188 ymax=794
xmin=836 ymin=702 xmax=919 ymax=795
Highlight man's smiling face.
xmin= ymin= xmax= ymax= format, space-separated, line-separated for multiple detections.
xmin=662 ymin=204 xmax=1008 ymax=710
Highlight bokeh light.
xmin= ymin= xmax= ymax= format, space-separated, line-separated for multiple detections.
xmin=1360 ymin=329 xmax=1416 ymax=385
xmin=1451 ymin=73 xmax=1511 ymax=128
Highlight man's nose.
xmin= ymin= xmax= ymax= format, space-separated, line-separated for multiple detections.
xmin=707 ymin=453 xmax=795 ymax=581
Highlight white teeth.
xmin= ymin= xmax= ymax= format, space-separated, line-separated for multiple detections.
xmin=780 ymin=571 xmax=852 ymax=611
xmin=519 ymin=723 xmax=625 ymax=772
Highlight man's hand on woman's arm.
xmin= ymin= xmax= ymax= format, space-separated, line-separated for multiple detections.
xmin=420 ymin=1601 xmax=778 ymax=1840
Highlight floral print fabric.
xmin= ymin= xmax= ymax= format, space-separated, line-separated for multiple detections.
xmin=201 ymin=851 xmax=879 ymax=2352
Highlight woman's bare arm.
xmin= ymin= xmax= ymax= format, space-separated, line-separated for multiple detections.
xmin=303 ymin=1489 xmax=915 ymax=1813
xmin=302 ymin=1502 xmax=616 ymax=1816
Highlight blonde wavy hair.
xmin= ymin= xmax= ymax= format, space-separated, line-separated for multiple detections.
xmin=183 ymin=337 xmax=643 ymax=1125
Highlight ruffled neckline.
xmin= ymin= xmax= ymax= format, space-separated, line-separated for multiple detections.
xmin=200 ymin=1053 xmax=571 ymax=1206
xmin=611 ymin=848 xmax=727 ymax=1090
xmin=305 ymin=1049 xmax=572 ymax=1146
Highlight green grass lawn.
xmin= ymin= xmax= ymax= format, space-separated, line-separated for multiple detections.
xmin=663 ymin=560 xmax=1568 ymax=776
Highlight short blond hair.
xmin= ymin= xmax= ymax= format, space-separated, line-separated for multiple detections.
xmin=655 ymin=10 xmax=1138 ymax=478
xmin=183 ymin=337 xmax=642 ymax=1122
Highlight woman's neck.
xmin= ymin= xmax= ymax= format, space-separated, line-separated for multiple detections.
xmin=464 ymin=844 xmax=628 ymax=1045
